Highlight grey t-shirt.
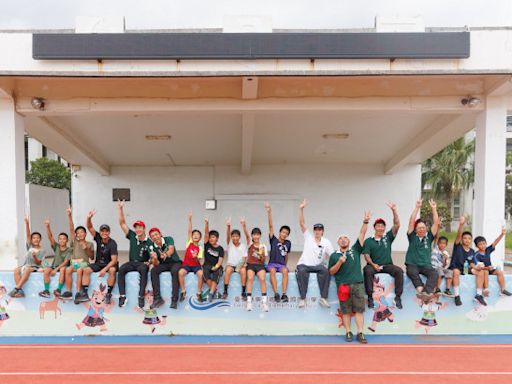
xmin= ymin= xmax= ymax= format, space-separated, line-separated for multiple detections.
xmin=24 ymin=243 xmax=52 ymax=267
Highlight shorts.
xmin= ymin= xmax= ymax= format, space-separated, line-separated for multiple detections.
xmin=488 ymin=268 xmax=499 ymax=275
xmin=338 ymin=283 xmax=365 ymax=315
xmin=436 ymin=267 xmax=453 ymax=279
xmin=247 ymin=263 xmax=266 ymax=274
xmin=21 ymin=265 xmax=38 ymax=273
xmin=226 ymin=264 xmax=246 ymax=273
xmin=71 ymin=261 xmax=89 ymax=270
xmin=266 ymin=263 xmax=288 ymax=273
xmin=89 ymin=263 xmax=118 ymax=273
xmin=203 ymin=265 xmax=223 ymax=283
xmin=181 ymin=265 xmax=202 ymax=274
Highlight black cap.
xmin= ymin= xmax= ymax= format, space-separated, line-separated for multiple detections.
xmin=99 ymin=224 xmax=111 ymax=232
xmin=313 ymin=223 xmax=324 ymax=230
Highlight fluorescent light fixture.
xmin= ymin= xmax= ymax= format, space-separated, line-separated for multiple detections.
xmin=322 ymin=133 xmax=349 ymax=140
xmin=145 ymin=135 xmax=172 ymax=141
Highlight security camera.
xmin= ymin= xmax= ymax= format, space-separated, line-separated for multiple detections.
xmin=461 ymin=96 xmax=480 ymax=108
xmin=31 ymin=97 xmax=45 ymax=111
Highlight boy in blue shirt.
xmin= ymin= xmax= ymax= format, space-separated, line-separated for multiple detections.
xmin=473 ymin=227 xmax=511 ymax=297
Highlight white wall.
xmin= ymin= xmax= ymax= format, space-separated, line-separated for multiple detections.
xmin=72 ymin=164 xmax=421 ymax=253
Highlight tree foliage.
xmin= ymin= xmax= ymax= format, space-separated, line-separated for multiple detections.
xmin=26 ymin=157 xmax=71 ymax=190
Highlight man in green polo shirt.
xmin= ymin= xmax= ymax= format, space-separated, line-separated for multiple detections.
xmin=362 ymin=202 xmax=404 ymax=309
xmin=405 ymin=199 xmax=440 ymax=300
xmin=148 ymin=227 xmax=182 ymax=310
xmin=328 ymin=211 xmax=370 ymax=344
xmin=117 ymin=200 xmax=151 ymax=309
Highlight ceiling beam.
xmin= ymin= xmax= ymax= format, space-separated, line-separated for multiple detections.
xmin=15 ymin=95 xmax=485 ymax=116
xmin=25 ymin=116 xmax=111 ymax=176
xmin=241 ymin=113 xmax=255 ymax=175
xmin=485 ymin=75 xmax=512 ymax=97
xmin=384 ymin=113 xmax=477 ymax=175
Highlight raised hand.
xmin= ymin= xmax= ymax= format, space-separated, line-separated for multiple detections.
xmin=415 ymin=199 xmax=423 ymax=209
xmin=459 ymin=216 xmax=466 ymax=225
xmin=428 ymin=199 xmax=437 ymax=209
xmin=188 ymin=211 xmax=192 ymax=220
xmin=87 ymin=209 xmax=96 ymax=219
xmin=66 ymin=207 xmax=72 ymax=216
xmin=363 ymin=210 xmax=371 ymax=222
xmin=502 ymin=226 xmax=507 ymax=236
xmin=386 ymin=201 xmax=397 ymax=211
xmin=299 ymin=198 xmax=307 ymax=209
xmin=204 ymin=216 xmax=209 ymax=223
xmin=44 ymin=219 xmax=50 ymax=227
xmin=226 ymin=217 xmax=231 ymax=226
xmin=117 ymin=200 xmax=125 ymax=209
xmin=264 ymin=202 xmax=271 ymax=213
xmin=24 ymin=215 xmax=30 ymax=223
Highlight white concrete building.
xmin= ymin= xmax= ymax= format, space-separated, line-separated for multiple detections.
xmin=1 ymin=0 xmax=512 ymax=269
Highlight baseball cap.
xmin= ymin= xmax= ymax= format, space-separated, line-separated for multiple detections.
xmin=133 ymin=220 xmax=146 ymax=229
xmin=99 ymin=224 xmax=110 ymax=232
xmin=337 ymin=284 xmax=351 ymax=302
xmin=313 ymin=223 xmax=324 ymax=230
xmin=149 ymin=227 xmax=161 ymax=236
xmin=374 ymin=218 xmax=386 ymax=227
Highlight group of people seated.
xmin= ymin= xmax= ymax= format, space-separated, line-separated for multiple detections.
xmin=8 ymin=198 xmax=511 ymax=344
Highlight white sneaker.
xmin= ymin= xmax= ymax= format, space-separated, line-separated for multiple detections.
xmin=319 ymin=298 xmax=331 ymax=308
xmin=262 ymin=303 xmax=269 ymax=312
xmin=298 ymin=299 xmax=306 ymax=308
xmin=247 ymin=301 xmax=252 ymax=311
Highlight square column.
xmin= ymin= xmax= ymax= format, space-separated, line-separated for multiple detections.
xmin=473 ymin=96 xmax=507 ymax=267
xmin=0 ymin=97 xmax=26 ymax=269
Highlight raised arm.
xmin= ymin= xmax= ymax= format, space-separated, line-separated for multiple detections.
xmin=187 ymin=212 xmax=193 ymax=240
xmin=204 ymin=216 xmax=210 ymax=244
xmin=226 ymin=217 xmax=232 ymax=245
xmin=265 ymin=202 xmax=274 ymax=238
xmin=117 ymin=200 xmax=129 ymax=236
xmin=387 ymin=201 xmax=400 ymax=236
xmin=24 ymin=215 xmax=31 ymax=244
xmin=492 ymin=226 xmax=507 ymax=248
xmin=408 ymin=199 xmax=422 ymax=234
xmin=44 ymin=219 xmax=56 ymax=248
xmin=240 ymin=217 xmax=250 ymax=244
xmin=86 ymin=209 xmax=97 ymax=238
xmin=66 ymin=207 xmax=75 ymax=241
xmin=358 ymin=210 xmax=371 ymax=247
xmin=299 ymin=198 xmax=307 ymax=233
xmin=454 ymin=216 xmax=465 ymax=245
xmin=429 ymin=199 xmax=440 ymax=236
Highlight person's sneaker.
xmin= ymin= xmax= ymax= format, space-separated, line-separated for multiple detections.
xmin=38 ymin=290 xmax=51 ymax=299
xmin=298 ymin=299 xmax=306 ymax=308
xmin=262 ymin=302 xmax=269 ymax=312
xmin=247 ymin=301 xmax=252 ymax=311
xmin=394 ymin=296 xmax=403 ymax=309
xmin=319 ymin=298 xmax=330 ymax=308
xmin=208 ymin=293 xmax=215 ymax=303
xmin=281 ymin=294 xmax=289 ymax=303
xmin=367 ymin=296 xmax=374 ymax=309
xmin=435 ymin=288 xmax=442 ymax=294
xmin=196 ymin=293 xmax=203 ymax=303
xmin=500 ymin=289 xmax=512 ymax=296
xmin=241 ymin=292 xmax=247 ymax=301
xmin=61 ymin=291 xmax=72 ymax=299
xmin=80 ymin=290 xmax=90 ymax=302
xmin=53 ymin=289 xmax=62 ymax=297
xmin=179 ymin=291 xmax=187 ymax=302
xmin=118 ymin=295 xmax=127 ymax=307
xmin=357 ymin=333 xmax=368 ymax=344
xmin=274 ymin=293 xmax=281 ymax=303
xmin=105 ymin=292 xmax=112 ymax=305
xmin=150 ymin=297 xmax=165 ymax=309
xmin=8 ymin=288 xmax=17 ymax=298
xmin=483 ymin=288 xmax=490 ymax=297
xmin=138 ymin=296 xmax=145 ymax=309
xmin=13 ymin=288 xmax=25 ymax=298
xmin=345 ymin=331 xmax=353 ymax=342
xmin=474 ymin=294 xmax=487 ymax=306
xmin=454 ymin=295 xmax=462 ymax=306
xmin=74 ymin=292 xmax=83 ymax=305
xmin=169 ymin=301 xmax=178 ymax=309
xmin=443 ymin=289 xmax=455 ymax=298
xmin=221 ymin=292 xmax=228 ymax=300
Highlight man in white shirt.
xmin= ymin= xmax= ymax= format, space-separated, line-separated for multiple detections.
xmin=296 ymin=199 xmax=334 ymax=309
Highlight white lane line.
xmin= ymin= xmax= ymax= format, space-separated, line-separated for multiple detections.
xmin=0 ymin=344 xmax=512 ymax=349
xmin=0 ymin=371 xmax=512 ymax=376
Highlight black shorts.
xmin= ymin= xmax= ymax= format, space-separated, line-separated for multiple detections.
xmin=247 ymin=263 xmax=266 ymax=274
xmin=181 ymin=265 xmax=202 ymax=274
xmin=89 ymin=263 xmax=118 ymax=273
xmin=203 ymin=265 xmax=223 ymax=284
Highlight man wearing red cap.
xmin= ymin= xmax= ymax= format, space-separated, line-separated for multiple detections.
xmin=117 ymin=200 xmax=151 ymax=308
xmin=362 ymin=202 xmax=404 ymax=309
xmin=148 ymin=227 xmax=182 ymax=309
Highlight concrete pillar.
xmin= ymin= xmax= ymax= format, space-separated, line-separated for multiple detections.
xmin=473 ymin=96 xmax=507 ymax=267
xmin=0 ymin=98 xmax=26 ymax=269
xmin=27 ymin=137 xmax=42 ymax=169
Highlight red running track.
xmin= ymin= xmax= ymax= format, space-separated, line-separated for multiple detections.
xmin=1 ymin=344 xmax=511 ymax=384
